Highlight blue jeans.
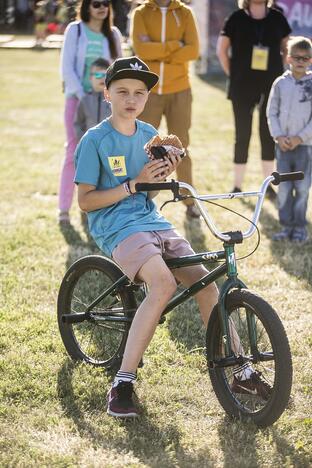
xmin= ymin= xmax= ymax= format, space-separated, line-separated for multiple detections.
xmin=276 ymin=145 xmax=312 ymax=228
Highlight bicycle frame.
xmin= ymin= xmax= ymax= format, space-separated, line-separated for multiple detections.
xmin=62 ymin=172 xmax=303 ymax=367
xmin=68 ymin=245 xmax=251 ymax=363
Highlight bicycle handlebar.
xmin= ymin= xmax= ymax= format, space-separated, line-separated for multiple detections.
xmin=134 ymin=172 xmax=304 ymax=243
xmin=135 ymin=172 xmax=304 ymax=193
xmin=135 ymin=181 xmax=179 ymax=192
xmin=271 ymin=171 xmax=304 ymax=185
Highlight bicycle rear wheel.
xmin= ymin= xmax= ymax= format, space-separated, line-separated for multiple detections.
xmin=206 ymin=289 xmax=292 ymax=427
xmin=57 ymin=255 xmax=136 ymax=368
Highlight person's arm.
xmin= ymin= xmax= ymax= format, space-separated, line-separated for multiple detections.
xmin=111 ymin=26 xmax=123 ymax=58
xmin=74 ymin=101 xmax=87 ymax=142
xmin=266 ymin=80 xmax=290 ymax=151
xmin=60 ymin=22 xmax=84 ymax=99
xmin=130 ymin=8 xmax=181 ymax=61
xmin=280 ymin=36 xmax=289 ymax=66
xmin=216 ymin=35 xmax=231 ymax=76
xmin=296 ymin=118 xmax=312 ymax=146
xmin=167 ymin=10 xmax=199 ymax=63
xmin=278 ymin=12 xmax=292 ymax=66
xmin=78 ymin=159 xmax=171 ymax=212
xmin=266 ymin=80 xmax=284 ymax=139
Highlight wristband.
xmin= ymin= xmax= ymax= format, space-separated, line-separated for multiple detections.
xmin=123 ymin=181 xmax=131 ymax=196
xmin=126 ymin=179 xmax=136 ymax=195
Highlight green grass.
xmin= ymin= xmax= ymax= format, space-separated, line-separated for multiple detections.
xmin=0 ymin=49 xmax=311 ymax=467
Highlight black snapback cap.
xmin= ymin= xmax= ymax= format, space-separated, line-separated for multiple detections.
xmin=105 ymin=56 xmax=159 ymax=91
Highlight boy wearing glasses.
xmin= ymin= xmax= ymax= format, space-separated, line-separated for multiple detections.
xmin=74 ymin=58 xmax=111 ymax=141
xmin=267 ymin=36 xmax=312 ymax=243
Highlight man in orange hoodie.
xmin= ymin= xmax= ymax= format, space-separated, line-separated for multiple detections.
xmin=130 ymin=0 xmax=200 ymax=218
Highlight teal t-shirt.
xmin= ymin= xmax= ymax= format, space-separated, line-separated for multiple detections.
xmin=82 ymin=26 xmax=104 ymax=93
xmin=74 ymin=119 xmax=173 ymax=257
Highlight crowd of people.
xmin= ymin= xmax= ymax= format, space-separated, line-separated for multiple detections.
xmin=217 ymin=0 xmax=291 ymax=199
xmin=11 ymin=1 xmax=131 ymax=45
xmin=58 ymin=0 xmax=200 ymax=222
xmin=58 ymin=0 xmax=312 ymax=417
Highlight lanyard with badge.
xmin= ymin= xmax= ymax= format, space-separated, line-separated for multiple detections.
xmin=248 ymin=8 xmax=269 ymax=71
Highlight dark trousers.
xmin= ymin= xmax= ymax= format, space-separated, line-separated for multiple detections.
xmin=231 ymin=93 xmax=275 ymax=164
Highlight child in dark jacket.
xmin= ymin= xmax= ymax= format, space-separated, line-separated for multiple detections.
xmin=74 ymin=58 xmax=112 ymax=141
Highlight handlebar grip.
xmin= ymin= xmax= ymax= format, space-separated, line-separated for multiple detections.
xmin=135 ymin=181 xmax=179 ymax=192
xmin=271 ymin=171 xmax=304 ymax=186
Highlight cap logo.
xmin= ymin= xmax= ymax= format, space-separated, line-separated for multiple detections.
xmin=130 ymin=62 xmax=143 ymax=70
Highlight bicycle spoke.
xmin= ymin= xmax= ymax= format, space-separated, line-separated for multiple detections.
xmin=221 ymin=303 xmax=276 ymax=412
xmin=58 ymin=260 xmax=132 ymax=366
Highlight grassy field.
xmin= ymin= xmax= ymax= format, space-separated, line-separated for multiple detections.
xmin=0 ymin=49 xmax=311 ymax=467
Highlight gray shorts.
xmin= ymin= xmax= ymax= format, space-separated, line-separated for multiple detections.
xmin=112 ymin=229 xmax=195 ymax=282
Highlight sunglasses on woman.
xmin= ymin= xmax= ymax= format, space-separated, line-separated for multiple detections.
xmin=91 ymin=0 xmax=110 ymax=9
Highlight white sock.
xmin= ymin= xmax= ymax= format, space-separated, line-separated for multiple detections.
xmin=113 ymin=370 xmax=136 ymax=388
xmin=233 ymin=363 xmax=254 ymax=381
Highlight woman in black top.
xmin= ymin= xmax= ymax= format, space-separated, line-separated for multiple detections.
xmin=217 ymin=0 xmax=291 ymax=195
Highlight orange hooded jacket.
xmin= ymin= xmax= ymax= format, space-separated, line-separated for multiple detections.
xmin=130 ymin=0 xmax=200 ymax=95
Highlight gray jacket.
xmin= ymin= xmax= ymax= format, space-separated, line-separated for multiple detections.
xmin=74 ymin=92 xmax=111 ymax=141
xmin=267 ymin=70 xmax=312 ymax=145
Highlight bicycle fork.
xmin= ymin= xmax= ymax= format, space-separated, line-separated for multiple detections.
xmin=218 ymin=243 xmax=258 ymax=361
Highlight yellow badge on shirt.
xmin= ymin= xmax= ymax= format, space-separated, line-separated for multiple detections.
xmin=108 ymin=156 xmax=127 ymax=177
xmin=251 ymin=46 xmax=269 ymax=71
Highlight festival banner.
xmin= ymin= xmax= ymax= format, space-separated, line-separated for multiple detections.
xmin=206 ymin=0 xmax=312 ymax=73
xmin=278 ymin=1 xmax=312 ymax=37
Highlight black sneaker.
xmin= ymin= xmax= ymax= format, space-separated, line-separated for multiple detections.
xmin=231 ymin=371 xmax=272 ymax=400
xmin=107 ymin=381 xmax=139 ymax=418
xmin=231 ymin=186 xmax=242 ymax=193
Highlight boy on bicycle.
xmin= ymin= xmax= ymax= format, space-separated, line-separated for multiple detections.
xmin=74 ymin=56 xmax=218 ymax=417
xmin=74 ymin=56 xmax=269 ymax=418
xmin=267 ymin=36 xmax=312 ymax=243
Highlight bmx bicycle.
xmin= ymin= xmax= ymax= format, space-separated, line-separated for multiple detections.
xmin=57 ymin=171 xmax=303 ymax=427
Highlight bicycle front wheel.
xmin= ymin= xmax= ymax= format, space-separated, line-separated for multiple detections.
xmin=206 ymin=289 xmax=292 ymax=427
xmin=57 ymin=255 xmax=136 ymax=368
